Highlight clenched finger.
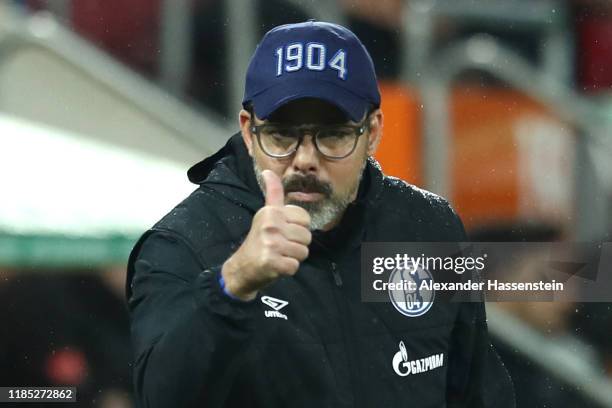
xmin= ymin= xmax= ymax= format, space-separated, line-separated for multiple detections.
xmin=283 ymin=204 xmax=311 ymax=228
xmin=279 ymin=240 xmax=309 ymax=262
xmin=282 ymin=223 xmax=312 ymax=245
xmin=275 ymin=256 xmax=300 ymax=276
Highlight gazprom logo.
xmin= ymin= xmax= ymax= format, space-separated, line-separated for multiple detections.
xmin=388 ymin=261 xmax=434 ymax=317
xmin=392 ymin=341 xmax=444 ymax=377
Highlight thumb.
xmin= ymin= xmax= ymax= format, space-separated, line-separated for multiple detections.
xmin=262 ymin=169 xmax=284 ymax=207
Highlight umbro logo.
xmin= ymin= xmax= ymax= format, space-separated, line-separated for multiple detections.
xmin=261 ymin=296 xmax=289 ymax=320
xmin=261 ymin=296 xmax=288 ymax=310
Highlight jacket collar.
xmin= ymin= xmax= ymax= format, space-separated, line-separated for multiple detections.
xmin=188 ymin=132 xmax=262 ymax=195
xmin=187 ymin=132 xmax=384 ymax=248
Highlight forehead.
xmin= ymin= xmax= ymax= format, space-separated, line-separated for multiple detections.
xmin=264 ymin=98 xmax=350 ymax=125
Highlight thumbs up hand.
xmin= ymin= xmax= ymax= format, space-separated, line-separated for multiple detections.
xmin=221 ymin=170 xmax=312 ymax=300
xmin=262 ymin=169 xmax=285 ymax=207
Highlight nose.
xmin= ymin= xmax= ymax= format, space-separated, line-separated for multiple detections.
xmin=291 ymin=134 xmax=319 ymax=174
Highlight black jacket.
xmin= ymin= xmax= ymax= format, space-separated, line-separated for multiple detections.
xmin=126 ymin=133 xmax=515 ymax=407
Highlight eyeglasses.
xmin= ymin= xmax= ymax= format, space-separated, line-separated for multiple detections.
xmin=249 ymin=117 xmax=369 ymax=160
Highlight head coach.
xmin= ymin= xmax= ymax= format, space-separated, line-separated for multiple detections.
xmin=126 ymin=20 xmax=515 ymax=407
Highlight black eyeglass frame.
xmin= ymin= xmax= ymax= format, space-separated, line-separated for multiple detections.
xmin=249 ymin=116 xmax=371 ymax=160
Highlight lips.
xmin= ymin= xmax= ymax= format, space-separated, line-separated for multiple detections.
xmin=287 ymin=191 xmax=324 ymax=202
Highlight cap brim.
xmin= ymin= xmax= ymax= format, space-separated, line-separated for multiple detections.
xmin=251 ymin=79 xmax=370 ymax=122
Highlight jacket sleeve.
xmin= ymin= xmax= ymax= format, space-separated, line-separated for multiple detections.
xmin=127 ymin=231 xmax=259 ymax=408
xmin=446 ymin=302 xmax=516 ymax=407
xmin=443 ymin=207 xmax=516 ymax=407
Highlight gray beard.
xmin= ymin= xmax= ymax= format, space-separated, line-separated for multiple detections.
xmin=253 ymin=158 xmax=367 ymax=231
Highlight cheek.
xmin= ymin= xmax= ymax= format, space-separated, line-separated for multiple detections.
xmin=253 ymin=150 xmax=290 ymax=175
xmin=326 ymin=158 xmax=365 ymax=193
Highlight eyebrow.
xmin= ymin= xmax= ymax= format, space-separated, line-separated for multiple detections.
xmin=257 ymin=122 xmax=360 ymax=130
xmin=263 ymin=112 xmax=352 ymax=125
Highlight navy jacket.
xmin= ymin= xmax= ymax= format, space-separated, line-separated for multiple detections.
xmin=126 ymin=133 xmax=515 ymax=407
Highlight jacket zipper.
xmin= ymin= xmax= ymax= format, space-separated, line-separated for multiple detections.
xmin=331 ymin=262 xmax=343 ymax=286
xmin=329 ymin=259 xmax=362 ymax=408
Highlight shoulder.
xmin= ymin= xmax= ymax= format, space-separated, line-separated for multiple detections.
xmin=156 ymin=180 xmax=256 ymax=241
xmin=374 ymin=175 xmax=467 ymax=241
xmin=152 ymin=187 xmax=223 ymax=240
xmin=125 ymin=186 xmax=252 ymax=297
xmin=381 ymin=175 xmax=455 ymax=215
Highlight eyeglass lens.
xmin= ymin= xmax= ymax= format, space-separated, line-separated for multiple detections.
xmin=258 ymin=125 xmax=360 ymax=158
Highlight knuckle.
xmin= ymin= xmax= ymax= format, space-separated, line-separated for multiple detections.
xmin=298 ymin=246 xmax=309 ymax=261
xmin=285 ymin=258 xmax=300 ymax=274
xmin=256 ymin=251 xmax=271 ymax=269
xmin=304 ymin=230 xmax=312 ymax=244
xmin=275 ymin=258 xmax=297 ymax=275
xmin=266 ymin=206 xmax=285 ymax=218
xmin=299 ymin=207 xmax=311 ymax=219
xmin=262 ymin=237 xmax=279 ymax=253
xmin=262 ymin=223 xmax=280 ymax=235
xmin=272 ymin=260 xmax=286 ymax=274
xmin=258 ymin=207 xmax=284 ymax=222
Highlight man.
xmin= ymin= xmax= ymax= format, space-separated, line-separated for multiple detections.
xmin=126 ymin=21 xmax=515 ymax=407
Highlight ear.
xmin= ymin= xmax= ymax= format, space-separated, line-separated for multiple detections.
xmin=239 ymin=109 xmax=254 ymax=156
xmin=366 ymin=109 xmax=383 ymax=156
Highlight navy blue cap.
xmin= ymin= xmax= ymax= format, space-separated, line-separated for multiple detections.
xmin=242 ymin=20 xmax=380 ymax=122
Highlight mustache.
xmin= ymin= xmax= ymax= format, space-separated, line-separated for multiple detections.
xmin=283 ymin=174 xmax=332 ymax=197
